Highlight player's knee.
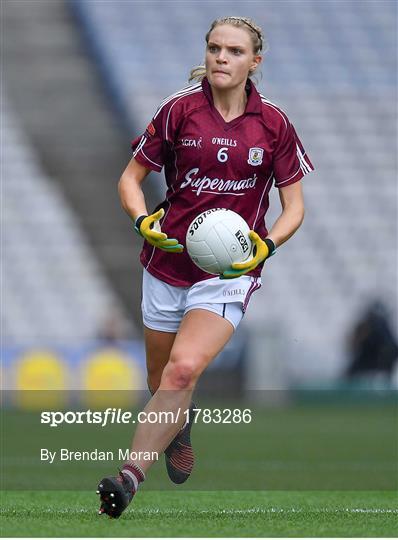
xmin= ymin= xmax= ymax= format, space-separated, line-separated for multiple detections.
xmin=161 ymin=358 xmax=198 ymax=390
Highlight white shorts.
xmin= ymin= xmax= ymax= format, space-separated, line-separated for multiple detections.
xmin=141 ymin=269 xmax=261 ymax=333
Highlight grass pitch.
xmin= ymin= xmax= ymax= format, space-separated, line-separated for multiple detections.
xmin=1 ymin=490 xmax=397 ymax=537
xmin=2 ymin=399 xmax=397 ymax=536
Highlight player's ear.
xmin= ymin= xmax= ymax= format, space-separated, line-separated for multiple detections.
xmin=251 ymin=55 xmax=262 ymax=72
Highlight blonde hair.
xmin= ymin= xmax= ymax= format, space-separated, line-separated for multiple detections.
xmin=189 ymin=16 xmax=267 ymax=83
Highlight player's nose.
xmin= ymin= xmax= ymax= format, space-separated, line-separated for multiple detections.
xmin=216 ymin=49 xmax=227 ymax=63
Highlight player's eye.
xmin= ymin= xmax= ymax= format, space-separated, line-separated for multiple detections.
xmin=208 ymin=45 xmax=218 ymax=53
xmin=232 ymin=48 xmax=243 ymax=55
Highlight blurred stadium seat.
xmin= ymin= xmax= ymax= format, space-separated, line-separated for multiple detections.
xmin=2 ymin=92 xmax=124 ymax=343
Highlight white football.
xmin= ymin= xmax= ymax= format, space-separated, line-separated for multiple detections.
xmin=186 ymin=208 xmax=252 ymax=274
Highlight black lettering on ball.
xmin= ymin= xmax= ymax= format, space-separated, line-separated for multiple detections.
xmin=235 ymin=230 xmax=249 ymax=253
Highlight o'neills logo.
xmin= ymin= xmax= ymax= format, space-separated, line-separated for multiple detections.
xmin=223 ymin=288 xmax=245 ymax=297
xmin=180 ymin=168 xmax=257 ymax=196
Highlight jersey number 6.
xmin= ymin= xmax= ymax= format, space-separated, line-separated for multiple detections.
xmin=217 ymin=147 xmax=229 ymax=163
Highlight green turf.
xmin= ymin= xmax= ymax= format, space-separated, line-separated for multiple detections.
xmin=2 ymin=399 xmax=397 ymax=536
xmin=3 ymin=403 xmax=397 ymax=491
xmin=1 ymin=490 xmax=397 ymax=537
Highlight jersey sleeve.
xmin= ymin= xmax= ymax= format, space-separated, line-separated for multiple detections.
xmin=131 ymin=98 xmax=180 ymax=172
xmin=273 ymin=120 xmax=314 ymax=188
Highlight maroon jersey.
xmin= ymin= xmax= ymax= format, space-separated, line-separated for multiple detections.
xmin=131 ymin=77 xmax=314 ymax=287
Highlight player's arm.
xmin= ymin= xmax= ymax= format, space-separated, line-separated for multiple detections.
xmin=266 ymin=180 xmax=305 ymax=247
xmin=222 ymin=182 xmax=304 ymax=278
xmin=118 ymin=158 xmax=184 ymax=253
xmin=118 ymin=157 xmax=150 ymax=220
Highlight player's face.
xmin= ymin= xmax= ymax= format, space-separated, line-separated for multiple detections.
xmin=205 ymin=24 xmax=261 ymax=90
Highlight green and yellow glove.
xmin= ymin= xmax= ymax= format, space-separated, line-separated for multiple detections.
xmin=221 ymin=231 xmax=276 ymax=279
xmin=134 ymin=209 xmax=184 ymax=253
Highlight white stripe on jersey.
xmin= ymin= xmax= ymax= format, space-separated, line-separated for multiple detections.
xmin=259 ymin=95 xmax=288 ymax=129
xmin=251 ymin=171 xmax=274 ymax=229
xmin=133 ymin=135 xmax=147 ymax=158
xmin=135 ymin=85 xmax=203 ymax=170
xmin=165 ymin=86 xmax=203 ymax=140
xmin=192 ymin=190 xmax=245 ymax=196
xmin=157 ymin=82 xmax=201 ymax=111
xmin=276 ymin=165 xmax=301 ymax=186
xmin=145 ymin=145 xmax=180 ymax=272
xmin=140 ymin=147 xmax=162 ymax=169
xmin=145 ymin=243 xmax=157 ymax=271
xmin=296 ymin=144 xmax=312 ymax=173
xmin=276 ymin=153 xmax=313 ymax=186
xmin=154 ymin=83 xmax=202 ymax=120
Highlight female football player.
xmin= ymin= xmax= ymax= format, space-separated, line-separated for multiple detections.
xmin=97 ymin=16 xmax=314 ymax=518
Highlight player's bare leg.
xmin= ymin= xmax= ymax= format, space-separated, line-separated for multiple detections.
xmin=97 ymin=309 xmax=234 ymax=517
xmin=129 ymin=309 xmax=234 ymax=468
xmin=144 ymin=326 xmax=197 ymax=483
xmin=144 ymin=326 xmax=176 ymax=393
xmin=146 ymin=328 xmax=199 ymax=484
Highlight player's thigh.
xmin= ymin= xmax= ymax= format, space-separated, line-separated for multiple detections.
xmin=144 ymin=326 xmax=176 ymax=377
xmin=168 ymin=308 xmax=234 ymax=379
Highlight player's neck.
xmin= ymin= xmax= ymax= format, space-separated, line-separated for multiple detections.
xmin=211 ymin=83 xmax=248 ymax=122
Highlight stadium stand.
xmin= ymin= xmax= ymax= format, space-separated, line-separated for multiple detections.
xmin=2 ymin=91 xmax=126 ymax=343
xmin=1 ymin=0 xmax=161 ymax=331
xmin=70 ymin=0 xmax=396 ymax=381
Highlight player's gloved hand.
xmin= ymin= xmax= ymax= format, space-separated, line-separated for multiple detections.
xmin=221 ymin=232 xmax=275 ymax=279
xmin=134 ymin=209 xmax=184 ymax=253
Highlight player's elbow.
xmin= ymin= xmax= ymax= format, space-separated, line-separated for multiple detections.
xmin=118 ymin=172 xmax=133 ymax=196
xmin=118 ymin=174 xmax=139 ymax=210
xmin=295 ymin=208 xmax=305 ymax=234
xmin=118 ymin=176 xmax=130 ymax=211
xmin=297 ymin=205 xmax=305 ymax=227
xmin=286 ymin=201 xmax=305 ymax=230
